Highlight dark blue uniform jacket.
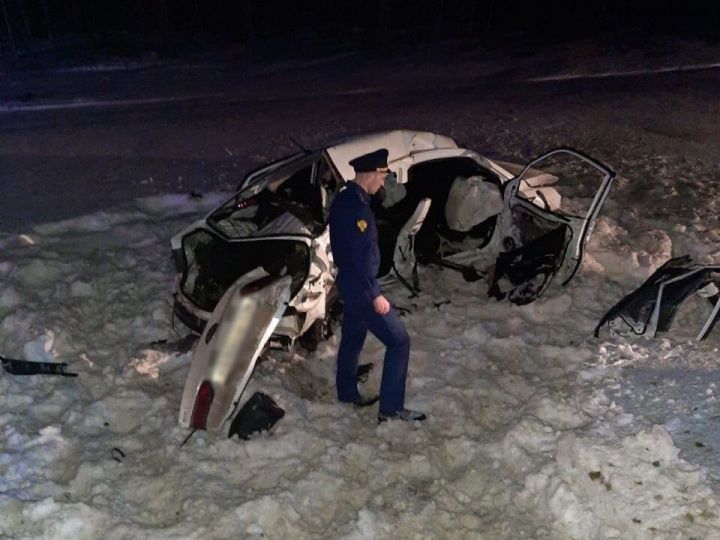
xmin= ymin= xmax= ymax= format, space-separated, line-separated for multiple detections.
xmin=329 ymin=182 xmax=382 ymax=307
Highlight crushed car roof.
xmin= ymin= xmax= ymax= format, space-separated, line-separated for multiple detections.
xmin=326 ymin=130 xmax=458 ymax=180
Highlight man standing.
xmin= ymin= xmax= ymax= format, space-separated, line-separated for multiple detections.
xmin=328 ymin=148 xmax=426 ymax=423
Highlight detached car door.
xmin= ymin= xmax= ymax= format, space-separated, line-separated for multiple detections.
xmin=489 ymin=148 xmax=614 ymax=304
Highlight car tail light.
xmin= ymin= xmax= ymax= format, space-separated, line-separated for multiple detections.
xmin=236 ymin=195 xmax=258 ymax=209
xmin=191 ymin=381 xmax=215 ymax=430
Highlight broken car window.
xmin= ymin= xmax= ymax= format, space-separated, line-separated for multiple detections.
xmin=209 ymin=159 xmax=325 ymax=238
xmin=515 ymin=153 xmax=608 ymax=219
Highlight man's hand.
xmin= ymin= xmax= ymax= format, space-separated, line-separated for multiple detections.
xmin=373 ymin=295 xmax=391 ymax=315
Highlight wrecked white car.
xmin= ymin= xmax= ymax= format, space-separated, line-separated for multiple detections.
xmin=171 ymin=130 xmax=615 ymax=433
xmin=595 ymin=256 xmax=720 ymax=341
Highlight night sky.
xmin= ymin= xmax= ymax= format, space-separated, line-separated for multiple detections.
xmin=1 ymin=1 xmax=719 ymax=60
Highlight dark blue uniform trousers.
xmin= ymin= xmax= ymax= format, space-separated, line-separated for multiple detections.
xmin=337 ymin=301 xmax=410 ymax=416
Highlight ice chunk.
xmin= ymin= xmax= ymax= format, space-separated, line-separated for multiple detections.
xmin=22 ymin=331 xmax=56 ymax=363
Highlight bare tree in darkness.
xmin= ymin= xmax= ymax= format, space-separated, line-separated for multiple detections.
xmin=158 ymin=0 xmax=169 ymax=41
xmin=14 ymin=0 xmax=32 ymax=47
xmin=484 ymin=0 xmax=496 ymax=34
xmin=434 ymin=0 xmax=445 ymax=38
xmin=193 ymin=0 xmax=205 ymax=43
xmin=0 ymin=0 xmax=15 ymax=54
xmin=243 ymin=0 xmax=255 ymax=47
xmin=379 ymin=0 xmax=389 ymax=35
xmin=1 ymin=0 xmax=719 ymax=62
xmin=40 ymin=0 xmax=51 ymax=40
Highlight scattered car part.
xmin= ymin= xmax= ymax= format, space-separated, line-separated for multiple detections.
xmin=147 ymin=335 xmax=198 ymax=354
xmin=595 ymin=256 xmax=720 ymax=341
xmin=1 ymin=356 xmax=78 ymax=377
xmin=111 ymin=448 xmax=126 ymax=463
xmin=228 ymin=392 xmax=285 ymax=440
xmin=178 ymin=269 xmax=292 ymax=432
xmin=430 ymin=257 xmax=485 ymax=282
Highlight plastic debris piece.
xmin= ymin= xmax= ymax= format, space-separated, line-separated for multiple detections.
xmin=228 ymin=392 xmax=285 ymax=440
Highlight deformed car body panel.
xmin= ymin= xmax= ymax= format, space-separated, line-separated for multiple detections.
xmin=379 ymin=197 xmax=432 ymax=292
xmin=172 ymin=228 xmax=311 ymax=333
xmin=492 ymin=148 xmax=615 ymax=296
xmin=488 ymin=223 xmax=569 ymax=304
xmin=326 ymin=130 xmax=458 ymax=182
xmin=179 ymin=270 xmax=292 ymax=431
xmin=595 ymin=256 xmax=720 ymax=341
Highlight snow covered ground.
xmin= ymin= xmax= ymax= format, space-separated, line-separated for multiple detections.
xmin=1 ymin=39 xmax=720 ymax=538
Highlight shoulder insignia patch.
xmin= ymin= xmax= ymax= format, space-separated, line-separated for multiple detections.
xmin=356 ymin=219 xmax=367 ymax=233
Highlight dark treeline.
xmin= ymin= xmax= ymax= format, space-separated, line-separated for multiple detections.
xmin=1 ymin=0 xmax=719 ymax=57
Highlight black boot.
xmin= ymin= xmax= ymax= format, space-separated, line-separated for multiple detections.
xmin=340 ymin=393 xmax=379 ymax=408
xmin=378 ymin=409 xmax=427 ymax=423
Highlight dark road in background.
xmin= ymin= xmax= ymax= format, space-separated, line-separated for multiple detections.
xmin=1 ymin=51 xmax=719 ymax=233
